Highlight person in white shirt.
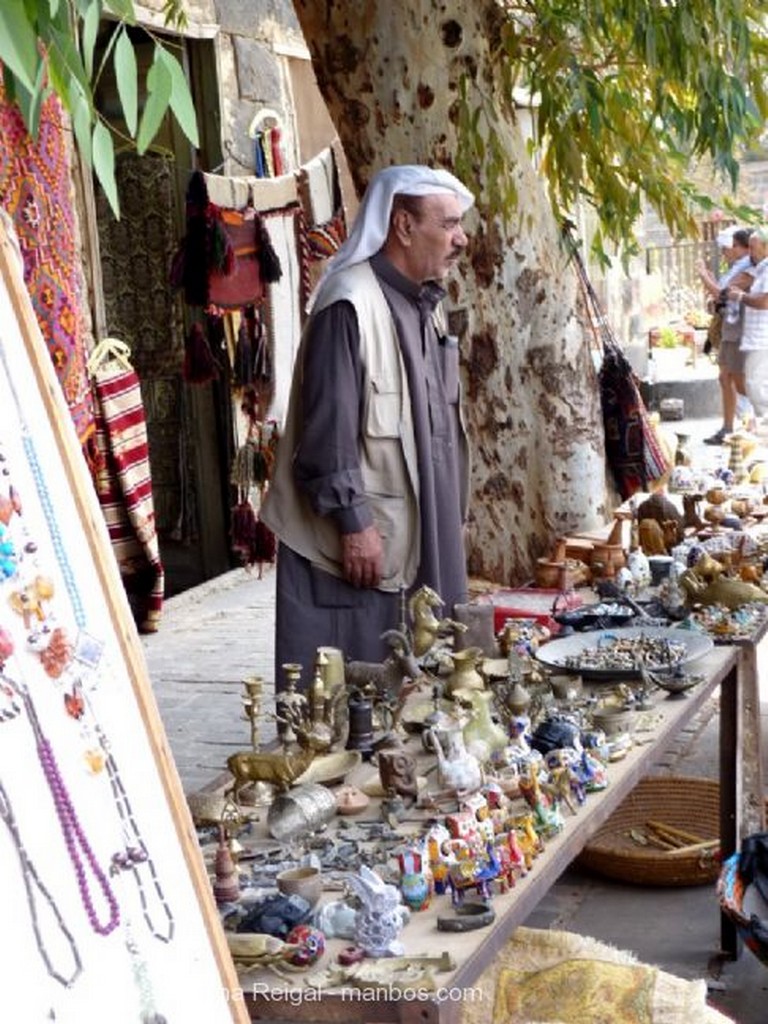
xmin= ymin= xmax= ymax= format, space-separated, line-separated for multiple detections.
xmin=696 ymin=227 xmax=753 ymax=444
xmin=728 ymin=228 xmax=768 ymax=420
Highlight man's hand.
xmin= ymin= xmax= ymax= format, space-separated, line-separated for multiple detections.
xmin=341 ymin=525 xmax=383 ymax=588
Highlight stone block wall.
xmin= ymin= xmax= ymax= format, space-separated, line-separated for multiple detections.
xmin=136 ymin=0 xmax=310 ymax=174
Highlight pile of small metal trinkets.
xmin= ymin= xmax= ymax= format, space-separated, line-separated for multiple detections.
xmin=562 ymin=633 xmax=688 ymax=672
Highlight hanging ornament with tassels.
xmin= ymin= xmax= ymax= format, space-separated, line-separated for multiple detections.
xmin=230 ymin=419 xmax=278 ymax=577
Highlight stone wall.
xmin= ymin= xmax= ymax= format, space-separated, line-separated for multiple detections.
xmin=136 ymin=0 xmax=310 ymax=173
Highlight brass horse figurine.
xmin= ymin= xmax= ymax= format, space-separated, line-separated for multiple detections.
xmin=408 ymin=585 xmax=465 ymax=657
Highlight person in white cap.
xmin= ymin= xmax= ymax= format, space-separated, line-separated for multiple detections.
xmin=696 ymin=227 xmax=753 ymax=444
xmin=261 ymin=165 xmax=474 ymax=687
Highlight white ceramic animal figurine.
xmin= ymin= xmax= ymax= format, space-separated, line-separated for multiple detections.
xmin=427 ymin=722 xmax=483 ymax=795
xmin=346 ymin=864 xmax=409 ymax=957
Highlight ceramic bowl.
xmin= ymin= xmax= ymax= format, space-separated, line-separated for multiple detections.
xmin=335 ymin=785 xmax=370 ymax=815
xmin=276 ymin=866 xmax=323 ymax=907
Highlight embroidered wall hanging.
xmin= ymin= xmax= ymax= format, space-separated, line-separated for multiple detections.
xmin=0 ymin=78 xmax=94 ymax=452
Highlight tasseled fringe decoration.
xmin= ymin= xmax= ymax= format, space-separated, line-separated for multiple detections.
xmin=255 ymin=212 xmax=282 ymax=283
xmin=230 ymin=500 xmax=276 ymax=578
xmin=231 ymin=499 xmax=258 ymax=556
xmin=240 ymin=384 xmax=260 ymax=426
xmin=253 ymin=518 xmax=276 ymax=564
xmin=230 ymin=439 xmax=271 ymax=491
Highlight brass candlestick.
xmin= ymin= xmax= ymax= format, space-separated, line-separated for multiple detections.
xmin=238 ymin=675 xmax=274 ymax=807
xmin=277 ymin=663 xmax=307 ymax=745
xmin=241 ymin=675 xmax=264 ymax=751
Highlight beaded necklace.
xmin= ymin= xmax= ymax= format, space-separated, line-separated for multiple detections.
xmin=0 ymin=778 xmax=82 ymax=986
xmin=96 ymin=716 xmax=175 ymax=943
xmin=0 ymin=343 xmax=85 ymax=628
xmin=11 ymin=677 xmax=120 ymax=937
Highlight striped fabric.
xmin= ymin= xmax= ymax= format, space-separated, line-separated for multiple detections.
xmin=91 ymin=358 xmax=164 ymax=633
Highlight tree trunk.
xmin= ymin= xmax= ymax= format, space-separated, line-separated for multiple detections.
xmin=294 ymin=0 xmax=609 ymax=585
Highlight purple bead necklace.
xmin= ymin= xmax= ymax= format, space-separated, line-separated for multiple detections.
xmin=14 ymin=679 xmax=120 ymax=936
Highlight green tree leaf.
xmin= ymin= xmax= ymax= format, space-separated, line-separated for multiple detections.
xmin=157 ymin=46 xmax=199 ymax=147
xmin=114 ymin=26 xmax=138 ymax=136
xmin=0 ymin=0 xmax=41 ymax=92
xmin=69 ymin=80 xmax=93 ymax=166
xmin=49 ymin=24 xmax=93 ymax=97
xmin=81 ymin=0 xmax=101 ymax=79
xmin=92 ymin=119 xmax=119 ymax=216
xmin=136 ymin=49 xmax=172 ymax=154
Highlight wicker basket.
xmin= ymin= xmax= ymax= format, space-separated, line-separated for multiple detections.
xmin=578 ymin=776 xmax=720 ymax=887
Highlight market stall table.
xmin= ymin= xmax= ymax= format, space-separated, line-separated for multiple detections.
xmin=236 ymin=645 xmax=740 ymax=1024
xmin=713 ymin=615 xmax=768 ymax=839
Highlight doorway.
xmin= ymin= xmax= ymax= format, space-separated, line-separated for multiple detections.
xmin=93 ymin=29 xmax=232 ymax=595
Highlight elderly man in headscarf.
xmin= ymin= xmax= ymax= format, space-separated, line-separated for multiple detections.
xmin=261 ymin=165 xmax=475 ymax=689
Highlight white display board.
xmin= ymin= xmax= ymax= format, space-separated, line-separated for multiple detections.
xmin=0 ymin=221 xmax=248 ymax=1022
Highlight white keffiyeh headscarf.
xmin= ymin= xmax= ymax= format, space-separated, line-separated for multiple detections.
xmin=310 ymin=165 xmax=474 ymax=305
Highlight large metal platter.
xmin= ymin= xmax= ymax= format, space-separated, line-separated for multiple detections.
xmin=534 ymin=626 xmax=714 ymax=679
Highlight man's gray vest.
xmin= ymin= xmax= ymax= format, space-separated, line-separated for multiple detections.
xmin=260 ymin=261 xmax=421 ymax=591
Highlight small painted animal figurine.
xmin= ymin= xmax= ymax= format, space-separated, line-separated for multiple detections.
xmin=518 ymin=764 xmax=564 ymax=836
xmin=425 ymin=821 xmax=452 ymax=894
xmin=396 ymin=849 xmax=431 ymax=912
xmin=574 ymin=748 xmax=609 ymax=792
xmin=446 ymin=841 xmax=500 ymax=905
xmin=494 ymin=830 xmax=527 ymax=892
xmin=510 ymin=812 xmax=545 ymax=869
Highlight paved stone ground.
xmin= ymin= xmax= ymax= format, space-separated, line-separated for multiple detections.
xmin=141 ymin=565 xmax=279 ymax=795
